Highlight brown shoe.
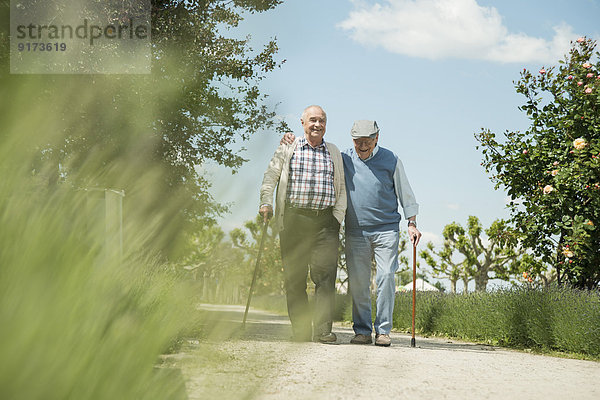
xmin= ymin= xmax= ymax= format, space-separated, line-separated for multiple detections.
xmin=314 ymin=332 xmax=337 ymax=344
xmin=350 ymin=334 xmax=372 ymax=344
xmin=375 ymin=334 xmax=391 ymax=347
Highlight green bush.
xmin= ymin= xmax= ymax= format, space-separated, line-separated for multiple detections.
xmin=391 ymin=287 xmax=600 ymax=356
xmin=0 ymin=187 xmax=192 ymax=399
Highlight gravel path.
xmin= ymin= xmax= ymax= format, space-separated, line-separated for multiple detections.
xmin=165 ymin=304 xmax=600 ymax=400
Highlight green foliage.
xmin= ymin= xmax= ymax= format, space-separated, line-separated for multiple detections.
xmin=393 ymin=287 xmax=600 ymax=356
xmin=0 ymin=1 xmax=290 ymax=394
xmin=177 ymin=224 xmax=249 ymax=303
xmin=0 ymin=67 xmax=200 ymax=398
xmin=1 ymin=0 xmax=288 ymax=257
xmin=476 ymin=38 xmax=600 ymax=289
xmin=422 ymin=216 xmax=521 ymax=292
xmin=420 ymin=239 xmax=468 ymax=293
xmin=230 ymin=215 xmax=285 ymax=296
xmin=0 ymin=181 xmax=193 ymax=399
xmin=150 ymin=0 xmax=288 ymax=172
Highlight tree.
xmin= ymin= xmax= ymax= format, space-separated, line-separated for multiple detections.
xmin=179 ymin=224 xmax=248 ymax=303
xmin=230 ymin=216 xmax=284 ymax=296
xmin=150 ymin=0 xmax=288 ymax=172
xmin=431 ymin=216 xmax=520 ymax=292
xmin=1 ymin=1 xmax=290 ymax=259
xmin=1 ymin=0 xmax=288 ymax=242
xmin=516 ymin=253 xmax=557 ymax=289
xmin=420 ymin=241 xmax=469 ymax=294
xmin=476 ymin=37 xmax=600 ymax=289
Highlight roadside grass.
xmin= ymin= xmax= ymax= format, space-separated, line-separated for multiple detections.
xmin=0 ymin=71 xmax=276 ymax=399
xmin=210 ymin=285 xmax=600 ymax=361
xmin=0 ymin=185 xmax=200 ymax=400
xmin=393 ymin=287 xmax=600 ymax=360
xmin=208 ymin=284 xmax=600 ymax=362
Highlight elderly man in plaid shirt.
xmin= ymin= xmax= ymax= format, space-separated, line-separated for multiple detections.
xmin=259 ymin=105 xmax=346 ymax=343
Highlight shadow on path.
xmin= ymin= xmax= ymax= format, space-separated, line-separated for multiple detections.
xmin=194 ymin=304 xmax=293 ymax=343
xmin=194 ymin=304 xmax=498 ymax=353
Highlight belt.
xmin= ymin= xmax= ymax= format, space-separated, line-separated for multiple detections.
xmin=286 ymin=205 xmax=333 ymax=217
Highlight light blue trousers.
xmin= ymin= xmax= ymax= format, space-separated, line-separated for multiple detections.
xmin=346 ymin=230 xmax=399 ymax=335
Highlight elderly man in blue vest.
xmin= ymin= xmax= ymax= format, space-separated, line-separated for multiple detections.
xmin=344 ymin=120 xmax=420 ymax=346
xmin=282 ymin=119 xmax=421 ymax=346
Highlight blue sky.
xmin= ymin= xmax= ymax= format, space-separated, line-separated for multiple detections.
xmin=203 ymin=0 xmax=600 ymax=290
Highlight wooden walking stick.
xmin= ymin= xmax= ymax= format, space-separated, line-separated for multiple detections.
xmin=411 ymin=235 xmax=417 ymax=348
xmin=242 ymin=219 xmax=269 ymax=328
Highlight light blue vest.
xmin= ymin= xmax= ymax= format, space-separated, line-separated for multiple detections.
xmin=343 ymin=147 xmax=401 ymax=232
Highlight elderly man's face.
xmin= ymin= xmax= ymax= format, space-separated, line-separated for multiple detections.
xmin=353 ymin=134 xmax=378 ymax=160
xmin=301 ymin=107 xmax=327 ymax=145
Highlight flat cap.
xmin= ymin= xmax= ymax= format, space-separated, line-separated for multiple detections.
xmin=350 ymin=120 xmax=379 ymax=139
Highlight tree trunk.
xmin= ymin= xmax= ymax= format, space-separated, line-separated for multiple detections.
xmin=556 ymin=234 xmax=564 ymax=287
xmin=450 ymin=279 xmax=457 ymax=294
xmin=475 ymin=276 xmax=488 ymax=291
xmin=462 ymin=276 xmax=469 ymax=294
xmin=474 ymin=268 xmax=489 ymax=291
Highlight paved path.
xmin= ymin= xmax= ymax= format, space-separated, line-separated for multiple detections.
xmin=164 ymin=304 xmax=600 ymax=399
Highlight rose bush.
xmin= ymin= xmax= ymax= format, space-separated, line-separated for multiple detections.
xmin=476 ymin=38 xmax=600 ymax=289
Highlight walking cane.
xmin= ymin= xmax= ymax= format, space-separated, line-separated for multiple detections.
xmin=242 ymin=219 xmax=269 ymax=328
xmin=411 ymin=235 xmax=417 ymax=348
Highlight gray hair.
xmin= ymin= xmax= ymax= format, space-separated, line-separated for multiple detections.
xmin=301 ymin=105 xmax=327 ymax=122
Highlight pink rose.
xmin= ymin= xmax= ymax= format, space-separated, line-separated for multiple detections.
xmin=585 ymin=87 xmax=593 ymax=94
xmin=539 ymin=68 xmax=546 ymax=74
xmin=553 ymin=161 xmax=559 ymax=166
xmin=577 ymin=37 xmax=585 ymax=43
xmin=567 ymin=75 xmax=574 ymax=80
xmin=587 ymin=73 xmax=594 ymax=78
xmin=583 ymin=62 xmax=592 ymax=69
xmin=523 ymin=150 xmax=528 ymax=154
xmin=578 ymin=81 xmax=584 ymax=86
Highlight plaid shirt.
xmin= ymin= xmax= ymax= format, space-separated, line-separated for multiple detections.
xmin=286 ymin=137 xmax=336 ymax=210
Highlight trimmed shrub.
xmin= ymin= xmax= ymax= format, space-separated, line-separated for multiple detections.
xmin=391 ymin=287 xmax=600 ymax=356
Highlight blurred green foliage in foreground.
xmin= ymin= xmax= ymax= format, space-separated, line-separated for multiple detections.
xmin=0 ymin=172 xmax=195 ymax=399
xmin=0 ymin=0 xmax=288 ymax=397
xmin=394 ymin=287 xmax=600 ymax=357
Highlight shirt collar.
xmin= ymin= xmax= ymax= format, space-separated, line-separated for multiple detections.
xmin=299 ymin=136 xmax=326 ymax=149
xmin=360 ymin=145 xmax=379 ymax=161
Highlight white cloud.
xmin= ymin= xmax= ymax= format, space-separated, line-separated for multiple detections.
xmin=338 ymin=0 xmax=579 ymax=63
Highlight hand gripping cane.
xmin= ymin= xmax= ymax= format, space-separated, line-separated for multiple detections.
xmin=411 ymin=235 xmax=417 ymax=348
xmin=242 ymin=219 xmax=269 ymax=328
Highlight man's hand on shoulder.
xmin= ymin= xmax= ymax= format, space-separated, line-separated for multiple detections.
xmin=280 ymin=132 xmax=296 ymax=145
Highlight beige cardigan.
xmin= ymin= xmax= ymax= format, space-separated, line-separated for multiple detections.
xmin=260 ymin=137 xmax=347 ymax=233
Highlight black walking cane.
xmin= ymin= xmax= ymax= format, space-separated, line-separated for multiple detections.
xmin=411 ymin=235 xmax=417 ymax=348
xmin=242 ymin=218 xmax=269 ymax=328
